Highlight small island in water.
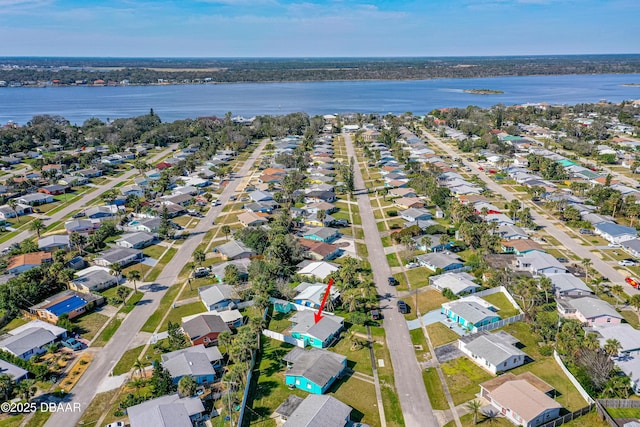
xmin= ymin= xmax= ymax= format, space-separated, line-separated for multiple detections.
xmin=621 ymin=83 xmax=640 ymax=87
xmin=463 ymin=88 xmax=504 ymax=94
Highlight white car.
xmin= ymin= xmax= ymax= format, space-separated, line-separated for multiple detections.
xmin=104 ymin=422 xmax=125 ymax=427
xmin=619 ymin=259 xmax=637 ymax=267
xmin=608 ymin=243 xmax=622 ymax=248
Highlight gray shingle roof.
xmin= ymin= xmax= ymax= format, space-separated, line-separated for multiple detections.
xmin=290 ymin=310 xmax=343 ymax=342
xmin=128 ymin=394 xmax=204 ymax=427
xmin=284 ymin=348 xmax=346 ymax=388
xmin=214 ymin=240 xmax=255 ymax=259
xmin=284 ymin=394 xmax=351 ymax=427
xmin=460 ymin=331 xmax=526 ymax=367
xmin=198 ymin=284 xmax=237 ymax=308
xmin=445 ymin=301 xmax=499 ymax=325
xmin=568 ymin=297 xmax=621 ymax=320
xmin=70 ymin=269 xmax=116 ymax=291
xmin=116 ymin=232 xmax=155 ymax=247
xmin=0 ymin=328 xmax=56 ymax=357
xmin=182 ymin=313 xmax=230 ymax=339
xmin=162 ymin=352 xmax=215 ymax=379
xmin=96 ymin=247 xmax=142 ymax=263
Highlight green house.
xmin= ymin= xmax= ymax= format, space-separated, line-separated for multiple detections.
xmin=283 ymin=347 xmax=347 ymax=394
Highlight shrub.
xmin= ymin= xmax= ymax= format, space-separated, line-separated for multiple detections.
xmin=539 ymin=345 xmax=554 ymax=357
xmin=387 ymin=210 xmax=398 ymax=217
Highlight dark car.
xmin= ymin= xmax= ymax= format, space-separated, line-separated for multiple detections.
xmin=370 ymin=309 xmax=382 ymax=320
xmin=388 ymin=277 xmax=398 ymax=286
xmin=397 ymin=300 xmax=409 ymax=314
xmin=72 ymin=212 xmax=86 ymax=218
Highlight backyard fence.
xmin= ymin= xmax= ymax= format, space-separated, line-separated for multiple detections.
xmin=594 ymin=399 xmax=640 ymax=427
xmin=553 ymin=350 xmax=595 ymax=404
xmin=537 ymin=405 xmax=594 ymax=427
xmin=475 ymin=313 xmax=525 ymax=333
xmin=473 ymin=286 xmax=523 ymax=314
xmin=262 ymin=329 xmax=305 ymax=348
xmin=237 ymin=307 xmax=268 ymax=427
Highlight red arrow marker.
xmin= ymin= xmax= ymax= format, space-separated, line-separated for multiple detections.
xmin=314 ymin=278 xmax=334 ymax=324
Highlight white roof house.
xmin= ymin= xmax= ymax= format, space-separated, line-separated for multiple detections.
xmin=429 ymin=272 xmax=480 ymax=295
xmin=458 ymin=331 xmax=527 ymax=374
xmin=297 ymin=261 xmax=339 ymax=280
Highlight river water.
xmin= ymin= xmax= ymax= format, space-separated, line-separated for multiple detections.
xmin=1 ymin=73 xmax=639 ymax=125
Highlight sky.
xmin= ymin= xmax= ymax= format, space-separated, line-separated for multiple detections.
xmin=0 ymin=0 xmax=637 ymax=57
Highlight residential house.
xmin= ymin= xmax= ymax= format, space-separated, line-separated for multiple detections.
xmin=479 ymin=373 xmax=562 ymax=427
xmin=501 ymin=239 xmax=544 ymax=255
xmin=441 ymin=298 xmax=501 ymax=332
xmin=622 ymin=239 xmax=640 ymax=258
xmin=64 ymin=219 xmax=98 ymax=234
xmin=248 ymin=190 xmax=274 ymax=203
xmin=74 ymin=168 xmax=102 ymax=178
xmin=305 ymin=191 xmax=337 ymax=203
xmin=546 ymin=274 xmax=593 ymax=298
xmin=7 ymin=251 xmax=52 ymax=274
xmin=415 ymin=252 xmax=463 ymax=272
xmin=388 ymin=187 xmax=417 ymax=198
xmin=183 ymin=310 xmax=244 ymax=329
xmin=161 ymin=350 xmax=216 ymax=385
xmin=394 ymin=197 xmax=425 ymax=209
xmin=458 ymin=331 xmax=527 ymax=374
xmin=400 ymin=208 xmax=432 ymax=222
xmin=0 ymin=320 xmax=67 ymax=360
xmin=497 ymin=224 xmax=529 ymax=241
xmin=38 ymin=235 xmax=70 ymax=252
xmin=557 ymin=296 xmax=622 ymax=326
xmin=0 ymin=360 xmax=29 ymax=383
xmin=237 ymin=211 xmax=269 ymax=227
xmin=516 ymin=252 xmax=568 ymax=276
xmin=283 ymin=347 xmax=347 ymax=394
xmin=290 ymin=310 xmax=343 ymax=349
xmin=85 ymin=205 xmax=119 ymax=220
xmin=293 ymin=282 xmax=340 ymax=309
xmin=299 ymin=240 xmax=341 ymax=261
xmin=199 ymin=284 xmax=240 ymax=311
xmin=209 ymin=259 xmax=250 ymax=283
xmin=302 ymin=227 xmax=340 ymax=243
xmin=412 ymin=234 xmax=453 ymax=252
xmin=128 ymin=217 xmax=161 ymax=233
xmin=93 ymin=247 xmax=144 ymax=267
xmin=127 ymin=394 xmax=206 ymax=427
xmin=297 ymin=261 xmax=340 ymax=280
xmin=18 ymin=193 xmax=53 ymax=206
xmin=115 ymin=232 xmax=156 ymax=249
xmin=38 ymin=184 xmax=67 ymax=196
xmin=277 ymin=394 xmax=352 ymax=427
xmin=594 ymin=221 xmax=638 ymax=244
xmin=120 ymin=184 xmax=144 ymax=197
xmin=29 ymin=290 xmax=103 ymax=323
xmin=182 ymin=313 xmax=231 ymax=347
xmin=161 ymin=343 xmax=223 ymax=370
xmin=213 ymin=240 xmax=256 ymax=260
xmin=430 ymin=272 xmax=480 ymax=295
xmin=69 ymin=269 xmax=118 ymax=293
xmin=589 ymin=323 xmax=640 ymax=356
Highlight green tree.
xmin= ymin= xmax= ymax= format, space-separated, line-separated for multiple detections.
xmin=127 ymin=269 xmax=141 ymax=293
xmin=150 ymin=362 xmax=175 ymax=397
xmin=29 ymin=218 xmax=45 ymax=238
xmin=16 ymin=379 xmax=37 ymax=402
xmin=604 ymin=338 xmax=622 ymax=357
xmin=110 ymin=263 xmax=123 ymax=284
xmin=0 ymin=374 xmax=14 ymax=402
xmin=466 ymin=400 xmax=483 ymax=425
xmin=193 ymin=249 xmax=206 ymax=267
xmin=224 ymin=264 xmax=240 ymax=286
xmin=133 ymin=359 xmax=146 ymax=378
xmin=178 ymin=375 xmax=198 ymax=397
xmin=221 ymin=225 xmax=231 ymax=241
xmin=70 ymin=232 xmax=87 ymax=254
xmin=7 ymin=199 xmax=19 ymax=223
xmin=167 ymin=321 xmax=188 ymax=351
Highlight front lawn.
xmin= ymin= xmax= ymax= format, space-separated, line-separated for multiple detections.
xmin=331 ymin=333 xmax=373 ymax=376
xmin=441 ymin=357 xmax=493 ymax=405
xmin=159 ymin=301 xmax=206 ymax=332
xmin=386 ymin=253 xmax=401 ymax=267
xmin=405 ymin=267 xmax=433 ymax=288
xmin=142 ymin=244 xmax=166 ymax=260
xmin=423 ymin=367 xmax=448 ymax=410
xmin=426 ymin=322 xmax=459 ymax=348
xmin=73 ymin=311 xmax=110 ymax=341
xmin=113 ymin=345 xmax=144 ymax=375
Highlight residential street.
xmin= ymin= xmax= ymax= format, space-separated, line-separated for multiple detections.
xmin=424 ymin=131 xmax=639 ymax=295
xmin=342 ymin=132 xmax=437 ymax=427
xmin=2 ymin=145 xmax=178 ymax=249
xmin=45 ymin=139 xmax=268 ymax=427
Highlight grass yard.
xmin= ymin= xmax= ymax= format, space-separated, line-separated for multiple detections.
xmin=331 ymin=334 xmax=373 ymax=376
xmin=426 ymin=322 xmax=460 ymax=348
xmin=386 ymin=253 xmax=401 ymax=267
xmin=620 ymin=309 xmax=640 ymax=328
xmin=178 ymin=278 xmax=217 ymax=301
xmin=423 ymin=367 xmax=448 ymax=410
xmin=159 ymin=301 xmax=206 ymax=332
xmin=372 ymin=342 xmax=404 ymax=427
xmin=23 ymin=410 xmax=52 ymax=427
xmin=607 ymin=407 xmax=640 ymax=418
xmin=146 ymin=247 xmax=178 ymax=281
xmin=122 ymin=263 xmax=151 ymax=278
xmin=441 ymin=357 xmax=493 ymax=405
xmin=0 ymin=317 xmax=27 ymax=334
xmin=73 ymin=312 xmax=110 ymax=341
xmin=120 ymin=291 xmax=144 ymax=314
xmin=141 ymin=283 xmax=182 ymax=332
xmin=405 ymin=267 xmax=433 ymax=289
xmin=445 ymin=412 xmax=514 ymax=427
xmin=330 ymin=375 xmax=381 ymax=427
xmin=377 ymin=221 xmax=388 ymax=232
xmin=142 ymin=244 xmax=166 ymax=260
xmin=410 ymin=328 xmax=430 ymax=361
xmin=356 ymin=242 xmax=369 ymax=258
xmin=93 ymin=318 xmax=122 ymax=347
xmin=500 ymin=323 xmax=588 ymax=411
xmin=415 ymin=289 xmax=451 ymax=314
xmin=113 ymin=345 xmax=144 ymax=375
xmin=481 ymin=291 xmax=520 ymax=318
xmin=0 ymin=416 xmax=23 ymax=427
xmin=381 ymin=236 xmax=391 ymax=247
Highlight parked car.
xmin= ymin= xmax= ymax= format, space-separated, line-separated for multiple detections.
xmin=608 ymin=243 xmax=622 ymax=248
xmin=62 ymin=338 xmax=82 ymax=351
xmin=72 ymin=211 xmax=86 ymax=218
xmin=556 ymin=257 xmax=568 ymax=263
xmin=193 ymin=267 xmax=210 ymax=278
xmin=370 ymin=309 xmax=382 ymax=320
xmin=619 ymin=259 xmax=637 ymax=267
xmin=388 ymin=277 xmax=398 ymax=286
xmin=397 ymin=300 xmax=409 ymax=314
xmin=212 ymin=199 xmax=221 ymax=206
xmin=579 ymin=228 xmax=593 ymax=235
xmin=229 ymin=195 xmax=237 ymax=201
xmin=105 ymin=422 xmax=125 ymax=427
xmin=406 ymin=262 xmax=419 ymax=269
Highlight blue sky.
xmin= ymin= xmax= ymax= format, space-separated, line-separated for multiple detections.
xmin=0 ymin=0 xmax=637 ymax=57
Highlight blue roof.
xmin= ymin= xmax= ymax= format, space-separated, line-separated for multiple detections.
xmin=595 ymin=221 xmax=638 ymax=237
xmin=46 ymin=295 xmax=88 ymax=316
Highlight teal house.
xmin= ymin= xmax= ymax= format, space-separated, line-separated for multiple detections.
xmin=441 ymin=299 xmax=500 ymax=332
xmin=290 ymin=310 xmax=344 ymax=348
xmin=283 ymin=347 xmax=347 ymax=394
xmin=302 ymin=227 xmax=340 ymax=243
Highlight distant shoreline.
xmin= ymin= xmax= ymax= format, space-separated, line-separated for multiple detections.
xmin=621 ymin=83 xmax=640 ymax=87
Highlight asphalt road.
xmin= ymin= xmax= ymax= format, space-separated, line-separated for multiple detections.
xmin=2 ymin=145 xmax=179 ymax=249
xmin=45 ymin=139 xmax=267 ymax=427
xmin=343 ymin=132 xmax=437 ymax=427
xmin=423 ymin=131 xmax=639 ymax=295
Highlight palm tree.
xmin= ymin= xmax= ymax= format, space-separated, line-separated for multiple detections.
xmin=0 ymin=374 xmax=13 ymax=401
xmin=466 ymin=400 xmax=483 ymax=425
xmin=7 ymin=199 xmax=19 ymax=223
xmin=193 ymin=249 xmax=206 ymax=267
xmin=70 ymin=232 xmax=87 ymax=254
xmin=630 ymin=294 xmax=640 ymax=322
xmin=127 ymin=269 xmax=141 ymax=293
xmin=604 ymin=338 xmax=622 ymax=357
xmin=110 ymin=263 xmax=123 ymax=284
xmin=133 ymin=359 xmax=146 ymax=378
xmin=221 ymin=225 xmax=231 ymax=241
xmin=129 ymin=377 xmax=146 ymax=397
xmin=16 ymin=379 xmax=36 ymax=402
xmin=581 ymin=258 xmax=592 ymax=283
xmin=29 ymin=218 xmax=45 ymax=238
xmin=317 ymin=209 xmax=326 ymax=225
xmin=420 ymin=235 xmax=432 ymax=251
